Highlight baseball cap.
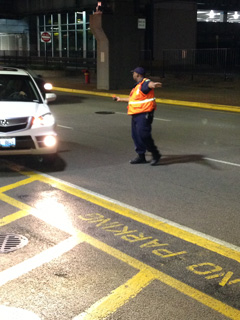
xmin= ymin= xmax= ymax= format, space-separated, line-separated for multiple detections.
xmin=131 ymin=67 xmax=145 ymax=75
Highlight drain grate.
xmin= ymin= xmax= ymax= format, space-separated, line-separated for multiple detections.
xmin=0 ymin=234 xmax=28 ymax=253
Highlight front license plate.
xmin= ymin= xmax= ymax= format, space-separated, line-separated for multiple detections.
xmin=0 ymin=138 xmax=16 ymax=148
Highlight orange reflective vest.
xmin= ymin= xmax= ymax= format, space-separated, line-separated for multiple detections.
xmin=127 ymin=78 xmax=156 ymax=115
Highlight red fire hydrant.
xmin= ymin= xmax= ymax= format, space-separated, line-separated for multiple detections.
xmin=84 ymin=69 xmax=90 ymax=84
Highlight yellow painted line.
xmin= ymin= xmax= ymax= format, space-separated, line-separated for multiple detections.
xmin=0 ymin=182 xmax=239 ymax=319
xmin=0 ymin=191 xmax=79 ymax=236
xmin=17 ymin=170 xmax=240 ymax=265
xmin=0 ymin=176 xmax=38 ymax=193
xmin=74 ymin=269 xmax=155 ymax=320
xmin=53 ymin=86 xmax=240 ymax=113
xmin=0 ymin=209 xmax=29 ymax=227
xmin=53 ymin=86 xmax=121 ymax=98
xmin=0 ymin=175 xmax=37 ymax=227
xmin=0 ymin=193 xmax=32 ymax=212
xmin=76 ymin=231 xmax=240 ymax=320
xmin=155 ymin=98 xmax=240 ymax=113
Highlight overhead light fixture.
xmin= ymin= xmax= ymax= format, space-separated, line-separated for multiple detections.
xmin=209 ymin=10 xmax=215 ymax=19
xmin=233 ymin=11 xmax=239 ymax=20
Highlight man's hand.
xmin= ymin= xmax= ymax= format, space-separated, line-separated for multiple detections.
xmin=148 ymin=81 xmax=162 ymax=89
xmin=112 ymin=96 xmax=129 ymax=102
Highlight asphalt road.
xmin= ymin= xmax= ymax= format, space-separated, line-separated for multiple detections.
xmin=0 ymin=92 xmax=239 ymax=320
xmin=51 ymin=92 xmax=240 ymax=245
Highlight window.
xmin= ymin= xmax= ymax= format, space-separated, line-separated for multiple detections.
xmin=227 ymin=11 xmax=240 ymax=23
xmin=197 ymin=10 xmax=224 ymax=22
xmin=37 ymin=11 xmax=95 ymax=58
xmin=197 ymin=10 xmax=240 ymax=23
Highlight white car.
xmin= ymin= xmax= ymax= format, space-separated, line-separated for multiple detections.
xmin=0 ymin=67 xmax=58 ymax=162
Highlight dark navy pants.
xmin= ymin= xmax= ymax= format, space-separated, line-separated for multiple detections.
xmin=131 ymin=111 xmax=159 ymax=155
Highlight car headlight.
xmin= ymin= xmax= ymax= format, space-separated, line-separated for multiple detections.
xmin=32 ymin=113 xmax=55 ymax=128
xmin=44 ymin=82 xmax=53 ymax=90
xmin=43 ymin=135 xmax=57 ymax=147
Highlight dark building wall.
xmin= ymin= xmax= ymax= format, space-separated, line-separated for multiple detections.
xmin=198 ymin=0 xmax=240 ymax=11
xmin=153 ymin=1 xmax=197 ymax=54
xmin=12 ymin=0 xmax=148 ymax=15
xmin=14 ymin=0 xmax=97 ymax=15
xmin=0 ymin=0 xmax=17 ymax=17
xmin=90 ymin=0 xmax=145 ymax=90
xmin=102 ymin=13 xmax=144 ymax=89
xmin=197 ymin=22 xmax=240 ymax=49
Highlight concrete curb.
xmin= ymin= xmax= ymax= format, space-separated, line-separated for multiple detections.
xmin=53 ymin=86 xmax=240 ymax=113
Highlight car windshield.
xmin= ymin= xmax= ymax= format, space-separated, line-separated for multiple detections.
xmin=0 ymin=75 xmax=42 ymax=102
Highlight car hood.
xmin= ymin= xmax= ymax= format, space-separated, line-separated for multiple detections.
xmin=0 ymin=101 xmax=50 ymax=118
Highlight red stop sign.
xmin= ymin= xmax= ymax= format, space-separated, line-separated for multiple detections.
xmin=41 ymin=32 xmax=51 ymax=43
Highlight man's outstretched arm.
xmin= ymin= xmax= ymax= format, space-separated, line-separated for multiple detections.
xmin=115 ymin=97 xmax=129 ymax=102
xmin=148 ymin=81 xmax=162 ymax=89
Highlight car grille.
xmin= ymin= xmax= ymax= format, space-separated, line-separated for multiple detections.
xmin=0 ymin=136 xmax=35 ymax=150
xmin=0 ymin=117 xmax=31 ymax=133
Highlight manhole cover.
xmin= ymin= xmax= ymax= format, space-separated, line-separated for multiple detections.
xmin=95 ymin=111 xmax=115 ymax=114
xmin=0 ymin=234 xmax=28 ymax=253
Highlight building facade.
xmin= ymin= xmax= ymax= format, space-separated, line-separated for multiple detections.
xmin=0 ymin=0 xmax=240 ymax=89
xmin=1 ymin=1 xmax=240 ymax=53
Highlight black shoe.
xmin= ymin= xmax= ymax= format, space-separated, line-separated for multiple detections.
xmin=150 ymin=153 xmax=161 ymax=166
xmin=130 ymin=155 xmax=147 ymax=164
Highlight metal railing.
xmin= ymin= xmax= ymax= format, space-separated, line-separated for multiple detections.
xmin=0 ymin=50 xmax=96 ymax=72
xmin=1 ymin=48 xmax=240 ymax=80
xmin=141 ymin=48 xmax=240 ymax=80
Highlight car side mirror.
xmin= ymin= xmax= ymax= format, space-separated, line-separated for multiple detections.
xmin=45 ymin=92 xmax=56 ymax=103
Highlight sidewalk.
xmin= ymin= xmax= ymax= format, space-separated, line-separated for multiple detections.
xmin=45 ymin=71 xmax=240 ymax=112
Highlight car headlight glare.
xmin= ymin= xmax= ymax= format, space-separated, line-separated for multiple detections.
xmin=32 ymin=113 xmax=55 ymax=128
xmin=43 ymin=135 xmax=57 ymax=147
xmin=44 ymin=82 xmax=53 ymax=90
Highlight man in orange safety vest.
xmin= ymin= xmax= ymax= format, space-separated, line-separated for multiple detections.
xmin=115 ymin=67 xmax=162 ymax=166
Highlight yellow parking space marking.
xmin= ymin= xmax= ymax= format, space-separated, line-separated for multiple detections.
xmin=17 ymin=170 xmax=240 ymax=264
xmin=0 ymin=176 xmax=38 ymax=193
xmin=0 ymin=176 xmax=34 ymax=226
xmin=0 ymin=209 xmax=29 ymax=227
xmin=74 ymin=269 xmax=156 ymax=320
xmin=0 ymin=192 xmax=78 ymax=235
xmin=0 ymin=202 xmax=239 ymax=320
xmin=0 ymin=235 xmax=83 ymax=287
xmin=0 ymin=193 xmax=32 ymax=212
xmin=76 ymin=231 xmax=240 ymax=320
xmin=1 ymin=166 xmax=240 ymax=319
